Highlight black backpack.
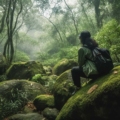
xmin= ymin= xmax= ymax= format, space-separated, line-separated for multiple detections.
xmin=85 ymin=47 xmax=114 ymax=74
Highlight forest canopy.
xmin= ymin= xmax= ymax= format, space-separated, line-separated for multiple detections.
xmin=0 ymin=0 xmax=120 ymax=66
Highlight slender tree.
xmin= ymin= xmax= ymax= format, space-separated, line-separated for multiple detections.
xmin=108 ymin=0 xmax=120 ymax=22
xmin=0 ymin=0 xmax=33 ymax=65
xmin=2 ymin=0 xmax=23 ymax=65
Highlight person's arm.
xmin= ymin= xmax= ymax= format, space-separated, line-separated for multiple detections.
xmin=78 ymin=48 xmax=86 ymax=67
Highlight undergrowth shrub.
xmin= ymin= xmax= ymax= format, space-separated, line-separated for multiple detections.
xmin=95 ymin=19 xmax=120 ymax=62
xmin=31 ymin=74 xmax=46 ymax=85
xmin=13 ymin=50 xmax=30 ymax=62
xmin=36 ymin=46 xmax=78 ymax=66
xmin=0 ymin=88 xmax=28 ymax=119
xmin=0 ymin=75 xmax=7 ymax=82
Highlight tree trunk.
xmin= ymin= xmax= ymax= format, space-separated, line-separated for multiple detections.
xmin=93 ymin=0 xmax=102 ymax=28
xmin=3 ymin=0 xmax=23 ymax=65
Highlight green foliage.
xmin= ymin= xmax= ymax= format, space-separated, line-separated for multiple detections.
xmin=32 ymin=74 xmax=42 ymax=82
xmin=95 ymin=19 xmax=120 ymax=62
xmin=58 ymin=46 xmax=78 ymax=59
xmin=0 ymin=88 xmax=28 ymax=119
xmin=36 ymin=52 xmax=50 ymax=61
xmin=43 ymin=57 xmax=60 ymax=67
xmin=109 ymin=0 xmax=120 ymax=21
xmin=13 ymin=50 xmax=30 ymax=62
xmin=36 ymin=46 xmax=78 ymax=66
xmin=31 ymin=74 xmax=46 ymax=85
xmin=34 ymin=94 xmax=55 ymax=111
xmin=0 ymin=75 xmax=7 ymax=82
xmin=32 ymin=74 xmax=47 ymax=85
xmin=66 ymin=34 xmax=77 ymax=45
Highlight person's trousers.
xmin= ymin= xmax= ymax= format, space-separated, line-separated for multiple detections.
xmin=71 ymin=66 xmax=100 ymax=87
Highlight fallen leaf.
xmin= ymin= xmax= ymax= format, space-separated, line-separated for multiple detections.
xmin=113 ymin=71 xmax=118 ymax=74
xmin=87 ymin=84 xmax=98 ymax=94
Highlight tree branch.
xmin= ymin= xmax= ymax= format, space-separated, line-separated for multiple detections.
xmin=64 ymin=0 xmax=78 ymax=36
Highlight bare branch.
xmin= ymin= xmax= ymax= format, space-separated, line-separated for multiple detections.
xmin=13 ymin=0 xmax=23 ymax=34
xmin=64 ymin=0 xmax=78 ymax=35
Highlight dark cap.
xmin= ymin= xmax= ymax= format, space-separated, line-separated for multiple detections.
xmin=79 ymin=31 xmax=91 ymax=39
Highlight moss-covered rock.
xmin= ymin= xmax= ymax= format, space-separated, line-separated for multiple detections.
xmin=33 ymin=94 xmax=55 ymax=111
xmin=56 ymin=66 xmax=120 ymax=120
xmin=6 ymin=61 xmax=45 ymax=80
xmin=52 ymin=70 xmax=76 ymax=110
xmin=0 ymin=80 xmax=47 ymax=100
xmin=52 ymin=59 xmax=77 ymax=76
xmin=0 ymin=80 xmax=48 ymax=119
xmin=43 ymin=107 xmax=59 ymax=120
xmin=43 ymin=66 xmax=52 ymax=75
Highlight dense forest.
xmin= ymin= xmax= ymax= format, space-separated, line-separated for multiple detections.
xmin=0 ymin=0 xmax=120 ymax=119
xmin=0 ymin=0 xmax=120 ymax=66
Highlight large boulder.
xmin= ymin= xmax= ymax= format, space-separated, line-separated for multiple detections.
xmin=0 ymin=80 xmax=48 ymax=119
xmin=52 ymin=59 xmax=77 ymax=76
xmin=0 ymin=80 xmax=48 ymax=100
xmin=6 ymin=61 xmax=45 ymax=80
xmin=33 ymin=94 xmax=55 ymax=111
xmin=52 ymin=69 xmax=76 ymax=110
xmin=56 ymin=66 xmax=120 ymax=120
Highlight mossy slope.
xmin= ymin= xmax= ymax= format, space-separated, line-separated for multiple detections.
xmin=52 ymin=69 xmax=76 ymax=110
xmin=56 ymin=66 xmax=120 ymax=120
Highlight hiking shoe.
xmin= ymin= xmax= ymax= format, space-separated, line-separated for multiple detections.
xmin=89 ymin=78 xmax=97 ymax=84
xmin=71 ymin=87 xmax=81 ymax=95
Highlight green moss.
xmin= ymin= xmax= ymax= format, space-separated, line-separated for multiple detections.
xmin=33 ymin=94 xmax=55 ymax=111
xmin=6 ymin=61 xmax=45 ymax=80
xmin=56 ymin=66 xmax=120 ymax=120
xmin=53 ymin=69 xmax=70 ymax=88
xmin=53 ymin=59 xmax=77 ymax=76
xmin=43 ymin=108 xmax=59 ymax=120
xmin=52 ymin=70 xmax=76 ymax=110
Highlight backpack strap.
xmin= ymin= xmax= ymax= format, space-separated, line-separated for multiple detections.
xmin=85 ymin=56 xmax=94 ymax=62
